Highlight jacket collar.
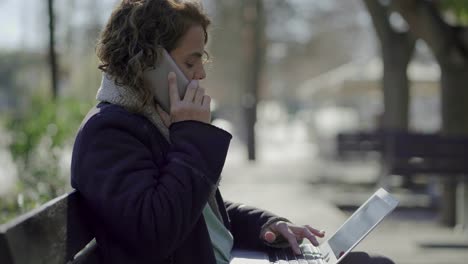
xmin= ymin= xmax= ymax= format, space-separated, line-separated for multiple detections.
xmin=96 ymin=74 xmax=170 ymax=142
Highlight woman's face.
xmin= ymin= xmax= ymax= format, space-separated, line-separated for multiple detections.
xmin=169 ymin=25 xmax=207 ymax=81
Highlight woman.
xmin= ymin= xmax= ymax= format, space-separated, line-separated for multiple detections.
xmin=71 ymin=1 xmax=394 ymax=263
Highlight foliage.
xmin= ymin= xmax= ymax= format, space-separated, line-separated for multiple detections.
xmin=442 ymin=0 xmax=468 ymax=24
xmin=0 ymin=95 xmax=93 ymax=224
xmin=7 ymin=96 xmax=86 ymax=160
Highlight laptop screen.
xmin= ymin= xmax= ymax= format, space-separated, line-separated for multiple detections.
xmin=327 ymin=194 xmax=395 ymax=259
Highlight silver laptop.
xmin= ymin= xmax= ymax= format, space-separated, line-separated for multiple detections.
xmin=230 ymin=188 xmax=399 ymax=264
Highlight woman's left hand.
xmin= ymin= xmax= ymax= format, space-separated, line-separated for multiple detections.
xmin=262 ymin=221 xmax=325 ymax=255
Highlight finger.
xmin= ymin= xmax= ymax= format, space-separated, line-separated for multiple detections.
xmin=285 ymin=231 xmax=301 ymax=255
xmin=305 ymin=225 xmax=325 ymax=238
xmin=302 ymin=228 xmax=319 ymax=246
xmin=278 ymin=225 xmax=301 ymax=255
xmin=183 ymin=80 xmax=198 ymax=102
xmin=168 ymin=72 xmax=180 ymax=106
xmin=263 ymin=231 xmax=277 ymax=243
xmin=202 ymin=95 xmax=211 ymax=108
xmin=289 ymin=226 xmax=319 ymax=246
xmin=194 ymin=87 xmax=205 ymax=105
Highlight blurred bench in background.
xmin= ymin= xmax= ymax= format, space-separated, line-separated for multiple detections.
xmin=0 ymin=190 xmax=99 ymax=264
xmin=337 ymin=131 xmax=468 ymax=176
xmin=385 ymin=133 xmax=468 ymax=176
xmin=337 ymin=131 xmax=468 ymax=228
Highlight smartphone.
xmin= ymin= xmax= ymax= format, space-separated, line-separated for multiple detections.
xmin=143 ymin=48 xmax=190 ymax=113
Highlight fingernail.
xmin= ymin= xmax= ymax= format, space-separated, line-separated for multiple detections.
xmin=190 ymin=80 xmax=198 ymax=88
xmin=264 ymin=232 xmax=276 ymax=243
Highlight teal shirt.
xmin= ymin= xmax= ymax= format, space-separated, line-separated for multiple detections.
xmin=203 ymin=204 xmax=234 ymax=264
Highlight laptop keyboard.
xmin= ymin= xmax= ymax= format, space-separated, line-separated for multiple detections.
xmin=267 ymin=244 xmax=325 ymax=264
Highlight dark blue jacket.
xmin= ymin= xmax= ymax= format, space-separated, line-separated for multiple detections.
xmin=71 ymin=103 xmax=282 ymax=264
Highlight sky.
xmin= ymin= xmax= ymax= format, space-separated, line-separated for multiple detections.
xmin=0 ymin=0 xmax=118 ymax=51
xmin=0 ymin=0 xmax=41 ymax=50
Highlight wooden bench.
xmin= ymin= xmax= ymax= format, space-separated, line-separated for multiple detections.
xmin=337 ymin=131 xmax=468 ymax=229
xmin=0 ymin=190 xmax=99 ymax=264
xmin=337 ymin=131 xmax=468 ymax=175
xmin=384 ymin=132 xmax=468 ymax=228
xmin=337 ymin=131 xmax=468 ymax=192
xmin=384 ymin=132 xmax=468 ymax=176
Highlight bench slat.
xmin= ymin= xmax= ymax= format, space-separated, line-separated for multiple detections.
xmin=0 ymin=190 xmax=95 ymax=264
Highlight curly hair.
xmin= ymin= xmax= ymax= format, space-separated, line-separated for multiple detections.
xmin=96 ymin=0 xmax=211 ymax=108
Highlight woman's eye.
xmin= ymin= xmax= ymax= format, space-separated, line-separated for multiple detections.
xmin=185 ymin=63 xmax=194 ymax=68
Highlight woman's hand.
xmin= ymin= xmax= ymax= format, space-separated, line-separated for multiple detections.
xmin=156 ymin=72 xmax=211 ymax=127
xmin=262 ymin=221 xmax=325 ymax=255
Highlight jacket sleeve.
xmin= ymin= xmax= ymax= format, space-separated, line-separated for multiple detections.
xmin=71 ymin=111 xmax=232 ymax=262
xmin=224 ymin=200 xmax=291 ymax=250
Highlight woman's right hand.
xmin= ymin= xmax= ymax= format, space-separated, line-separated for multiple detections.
xmin=156 ymin=72 xmax=211 ymax=127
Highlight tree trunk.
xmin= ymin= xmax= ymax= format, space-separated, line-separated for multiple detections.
xmin=243 ymin=0 xmax=265 ymax=161
xmin=363 ymin=0 xmax=415 ymax=187
xmin=363 ymin=0 xmax=415 ymax=132
xmin=208 ymin=1 xmax=245 ymax=131
xmin=381 ymin=48 xmax=413 ymax=131
xmin=379 ymin=44 xmax=415 ymax=188
xmin=48 ymin=0 xmax=58 ymax=99
xmin=390 ymin=0 xmax=468 ymax=227
xmin=440 ymin=66 xmax=468 ymax=135
xmin=439 ymin=63 xmax=468 ymax=226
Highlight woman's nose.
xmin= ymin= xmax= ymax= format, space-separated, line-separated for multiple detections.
xmin=194 ymin=67 xmax=206 ymax=80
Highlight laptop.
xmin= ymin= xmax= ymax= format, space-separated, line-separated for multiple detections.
xmin=230 ymin=188 xmax=399 ymax=264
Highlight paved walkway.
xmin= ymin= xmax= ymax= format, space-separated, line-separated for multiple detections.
xmin=220 ymin=141 xmax=468 ymax=264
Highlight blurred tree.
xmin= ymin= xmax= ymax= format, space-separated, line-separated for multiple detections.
xmin=210 ymin=0 xmax=266 ymax=161
xmin=63 ymin=0 xmax=76 ymax=53
xmin=265 ymin=0 xmax=372 ymax=105
xmin=55 ymin=0 xmax=105 ymax=101
xmin=362 ymin=0 xmax=416 ymax=188
xmin=242 ymin=0 xmax=265 ymax=161
xmin=48 ymin=0 xmax=58 ymax=99
xmin=206 ymin=0 xmax=256 ymax=159
xmin=201 ymin=0 xmax=371 ymax=160
xmin=363 ymin=0 xmax=415 ymax=131
xmin=82 ymin=0 xmax=104 ymax=53
xmin=391 ymin=0 xmax=468 ymax=226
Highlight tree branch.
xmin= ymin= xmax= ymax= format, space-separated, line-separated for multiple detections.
xmin=363 ymin=0 xmax=393 ymax=42
xmin=363 ymin=0 xmax=416 ymax=60
xmin=390 ymin=0 xmax=463 ymax=62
